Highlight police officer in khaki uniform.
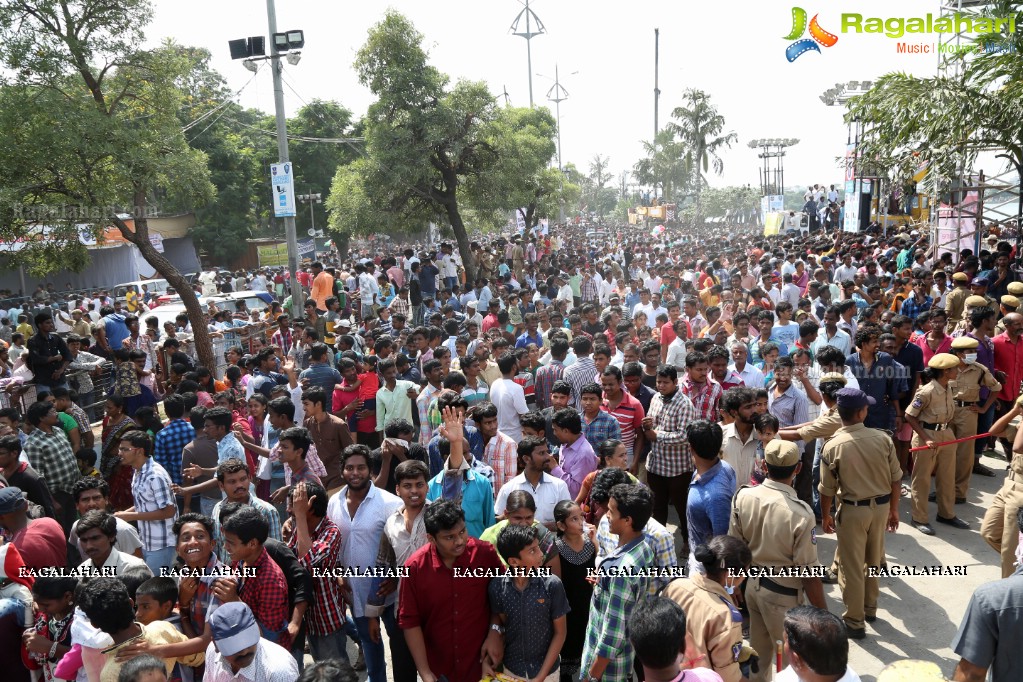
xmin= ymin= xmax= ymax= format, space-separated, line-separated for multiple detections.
xmin=994 ymin=294 xmax=1020 ymax=336
xmin=729 ymin=440 xmax=827 ymax=681
xmin=944 ymin=272 xmax=971 ymax=333
xmin=981 ymin=396 xmax=1023 ymax=576
xmin=951 ymin=295 xmax=993 ymax=337
xmin=904 ymin=353 xmax=970 ymax=535
xmin=948 ymin=336 xmax=1001 ymax=501
xmin=662 ymin=535 xmax=751 ymax=682
xmin=818 ymin=388 xmax=902 ymax=640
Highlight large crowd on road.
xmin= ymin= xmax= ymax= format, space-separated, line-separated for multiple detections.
xmin=0 ymin=215 xmax=1022 ymax=682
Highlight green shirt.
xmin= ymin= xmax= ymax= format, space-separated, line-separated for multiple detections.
xmin=57 ymin=412 xmax=78 ymax=439
xmin=480 ymin=520 xmax=557 ymax=566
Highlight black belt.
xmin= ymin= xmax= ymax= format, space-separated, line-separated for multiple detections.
xmin=756 ymin=575 xmax=799 ymax=597
xmin=954 ymin=400 xmax=977 ymax=407
xmin=842 ymin=494 xmax=891 ymax=507
xmin=922 ymin=421 xmax=951 ymax=431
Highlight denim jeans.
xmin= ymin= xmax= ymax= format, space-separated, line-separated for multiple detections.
xmin=975 ymin=403 xmax=996 ymax=459
xmin=307 ymin=616 xmax=361 ymax=664
xmin=355 ymin=605 xmax=399 ymax=682
xmin=144 ymin=546 xmax=178 ymax=575
xmin=200 ymin=497 xmax=218 ymax=519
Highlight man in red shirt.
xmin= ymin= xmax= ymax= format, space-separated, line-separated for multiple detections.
xmin=993 ymin=313 xmax=1023 ymax=455
xmin=0 ymin=486 xmax=67 ymax=570
xmin=399 ymin=499 xmax=505 ymax=682
xmin=600 ymin=365 xmax=646 ymax=472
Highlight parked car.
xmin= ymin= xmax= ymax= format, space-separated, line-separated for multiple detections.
xmin=113 ymin=279 xmax=171 ymax=304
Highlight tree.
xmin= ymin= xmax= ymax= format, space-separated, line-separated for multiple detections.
xmin=288 ymin=100 xmax=358 ymax=258
xmin=464 ymin=105 xmax=559 ymax=230
xmin=845 ymin=2 xmax=1023 ymax=212
xmin=589 ymin=154 xmax=613 ymax=189
xmin=346 ymin=11 xmax=507 ymax=283
xmin=666 ymin=89 xmax=737 ymax=224
xmin=632 ymin=130 xmax=693 ymax=203
xmin=0 ymin=0 xmax=217 ymax=369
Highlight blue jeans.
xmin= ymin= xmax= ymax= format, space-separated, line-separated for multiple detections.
xmin=144 ymin=546 xmax=177 ymax=575
xmin=307 ymin=615 xmax=361 ymax=664
xmin=355 ymin=605 xmax=399 ymax=682
xmin=200 ymin=497 xmax=218 ymax=518
xmin=975 ymin=403 xmax=996 ymax=459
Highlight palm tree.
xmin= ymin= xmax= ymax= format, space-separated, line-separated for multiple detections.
xmin=632 ymin=129 xmax=693 ymax=203
xmin=667 ymin=89 xmax=738 ymax=224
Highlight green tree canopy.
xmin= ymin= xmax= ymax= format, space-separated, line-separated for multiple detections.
xmin=0 ymin=0 xmax=216 ymax=367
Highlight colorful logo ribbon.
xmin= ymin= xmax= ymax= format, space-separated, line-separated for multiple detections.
xmin=785 ymin=7 xmax=838 ymax=62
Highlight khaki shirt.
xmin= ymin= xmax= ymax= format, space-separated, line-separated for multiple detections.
xmin=797 ymin=405 xmax=843 ymax=442
xmin=944 ymin=286 xmax=969 ymax=329
xmin=953 ymin=362 xmax=1001 ymax=403
xmin=905 ymin=379 xmax=956 ymax=427
xmin=729 ymin=479 xmax=819 ymax=590
xmin=662 ymin=573 xmax=744 ymax=682
xmin=819 ymin=423 xmax=902 ymax=501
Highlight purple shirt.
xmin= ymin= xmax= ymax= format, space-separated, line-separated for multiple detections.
xmin=968 ymin=332 xmax=996 ymax=401
xmin=550 ymin=434 xmax=598 ymax=498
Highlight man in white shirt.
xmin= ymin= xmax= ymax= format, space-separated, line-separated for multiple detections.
xmin=495 ymin=437 xmax=571 ymax=526
xmin=555 ymin=275 xmax=574 ymax=307
xmin=665 ymin=319 xmax=688 ymax=370
xmin=76 ymin=509 xmax=152 ymax=577
xmin=811 ymin=307 xmax=852 ymax=356
xmin=632 ymin=289 xmax=657 ymax=328
xmin=781 ymin=274 xmax=802 ymax=309
xmin=729 ymin=341 xmax=765 ymax=390
xmin=488 ymin=353 xmax=528 ymax=442
xmin=833 ymin=255 xmax=858 ymax=284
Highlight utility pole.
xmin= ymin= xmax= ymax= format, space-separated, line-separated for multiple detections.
xmin=654 ymin=28 xmax=660 ymax=201
xmin=266 ymin=0 xmax=303 ymax=317
xmin=511 ymin=0 xmax=546 ymax=108
xmin=654 ymin=28 xmax=660 ymax=142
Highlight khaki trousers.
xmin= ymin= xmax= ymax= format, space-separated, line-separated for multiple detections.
xmin=952 ymin=406 xmax=978 ymax=499
xmin=836 ymin=501 xmax=888 ymax=629
xmin=980 ymin=477 xmax=1023 ymax=577
xmin=910 ymin=431 xmax=956 ymax=522
xmin=746 ymin=576 xmax=800 ymax=682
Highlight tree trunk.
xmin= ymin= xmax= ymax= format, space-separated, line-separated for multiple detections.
xmin=441 ymin=183 xmax=476 ymax=284
xmin=335 ymin=231 xmax=351 ymax=263
xmin=114 ymin=191 xmax=216 ymax=372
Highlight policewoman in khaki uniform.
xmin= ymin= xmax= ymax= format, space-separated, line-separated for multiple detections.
xmin=981 ymin=396 xmax=1023 ymax=576
xmin=904 ymin=353 xmax=970 ymax=535
xmin=662 ymin=535 xmax=752 ymax=682
xmin=949 ymin=336 xmax=1001 ymax=500
xmin=818 ymin=388 xmax=902 ymax=640
xmin=728 ymin=440 xmax=826 ymax=682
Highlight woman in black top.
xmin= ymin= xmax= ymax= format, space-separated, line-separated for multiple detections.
xmin=554 ymin=500 xmax=596 ymax=682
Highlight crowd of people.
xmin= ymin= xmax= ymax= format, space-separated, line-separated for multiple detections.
xmin=0 ymin=217 xmax=1021 ymax=682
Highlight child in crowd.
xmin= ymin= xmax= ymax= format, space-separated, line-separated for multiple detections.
xmin=751 ymin=412 xmax=780 ymax=485
xmin=24 ymin=576 xmax=78 ymax=680
xmin=135 ymin=577 xmax=186 ymax=682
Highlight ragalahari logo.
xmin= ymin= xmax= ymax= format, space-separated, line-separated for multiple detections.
xmin=785 ymin=7 xmax=839 ymax=62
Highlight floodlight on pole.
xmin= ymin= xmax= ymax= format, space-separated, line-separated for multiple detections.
xmin=510 ymin=0 xmax=546 ymax=108
xmin=228 ymin=4 xmax=306 ymax=317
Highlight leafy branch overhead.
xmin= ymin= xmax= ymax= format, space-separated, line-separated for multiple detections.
xmin=326 ymin=10 xmax=562 ymax=280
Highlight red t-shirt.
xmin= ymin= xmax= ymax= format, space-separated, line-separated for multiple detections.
xmin=398 ymin=539 xmax=504 ymax=682
xmin=12 ymin=518 xmax=67 ymax=571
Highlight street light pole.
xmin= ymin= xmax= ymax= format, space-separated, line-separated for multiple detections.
xmin=510 ymin=0 xmax=546 ymax=108
xmin=265 ymin=0 xmax=303 ymax=318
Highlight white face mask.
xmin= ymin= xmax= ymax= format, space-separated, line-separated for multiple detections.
xmin=965 ymin=353 xmax=978 ymax=364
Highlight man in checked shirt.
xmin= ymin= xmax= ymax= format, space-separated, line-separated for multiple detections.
xmin=642 ymin=364 xmax=698 ymax=553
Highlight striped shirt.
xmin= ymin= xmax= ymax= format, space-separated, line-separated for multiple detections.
xmin=131 ymin=458 xmax=178 ymax=552
xmin=534 ymin=361 xmax=565 ymax=410
xmin=602 ymin=392 xmax=645 ymax=458
xmin=680 ymin=376 xmax=723 ymax=423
